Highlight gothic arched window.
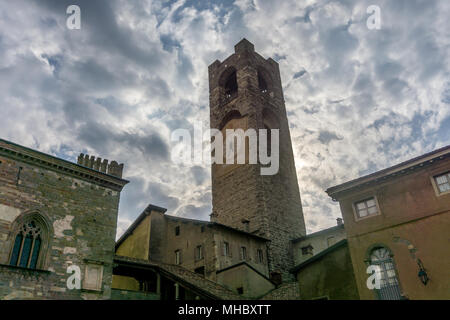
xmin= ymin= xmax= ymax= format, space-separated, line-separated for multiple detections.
xmin=9 ymin=215 xmax=48 ymax=269
xmin=369 ymin=247 xmax=403 ymax=300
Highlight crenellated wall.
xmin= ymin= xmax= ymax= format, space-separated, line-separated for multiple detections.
xmin=0 ymin=139 xmax=128 ymax=300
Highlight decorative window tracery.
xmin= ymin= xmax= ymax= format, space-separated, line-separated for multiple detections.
xmin=10 ymin=219 xmax=44 ymax=269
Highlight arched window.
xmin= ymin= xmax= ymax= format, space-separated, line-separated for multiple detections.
xmin=9 ymin=215 xmax=48 ymax=269
xmin=224 ymin=71 xmax=238 ymax=99
xmin=258 ymin=72 xmax=268 ymax=93
xmin=369 ymin=247 xmax=403 ymax=300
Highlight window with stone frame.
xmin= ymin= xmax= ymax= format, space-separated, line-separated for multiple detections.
xmin=222 ymin=241 xmax=230 ymax=257
xmin=301 ymin=245 xmax=313 ymax=256
xmin=240 ymin=246 xmax=247 ymax=260
xmin=175 ymin=250 xmax=182 ymax=265
xmin=327 ymin=236 xmax=336 ymax=247
xmin=257 ymin=249 xmax=264 ymax=263
xmin=355 ymin=197 xmax=379 ymax=219
xmin=9 ymin=215 xmax=48 ymax=269
xmin=195 ymin=245 xmax=203 ymax=261
xmin=434 ymin=172 xmax=450 ymax=193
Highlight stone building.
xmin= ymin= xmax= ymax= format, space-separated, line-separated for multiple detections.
xmin=1 ymin=39 xmax=448 ymax=301
xmin=113 ymin=204 xmax=276 ymax=299
xmin=111 ymin=39 xmax=309 ymax=299
xmin=0 ymin=138 xmax=128 ymax=299
xmin=208 ymin=39 xmax=306 ymax=281
xmin=326 ymin=145 xmax=450 ymax=300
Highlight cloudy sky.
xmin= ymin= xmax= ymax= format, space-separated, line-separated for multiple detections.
xmin=1 ymin=0 xmax=449 ymax=238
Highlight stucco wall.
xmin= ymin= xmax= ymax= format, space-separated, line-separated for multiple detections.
xmin=292 ymin=225 xmax=346 ymax=265
xmin=295 ymin=243 xmax=359 ymax=300
xmin=116 ymin=215 xmax=150 ymax=260
xmin=337 ymin=157 xmax=450 ymax=300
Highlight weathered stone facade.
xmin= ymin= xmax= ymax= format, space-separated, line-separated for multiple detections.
xmin=0 ymin=139 xmax=128 ymax=299
xmin=208 ymin=39 xmax=306 ymax=280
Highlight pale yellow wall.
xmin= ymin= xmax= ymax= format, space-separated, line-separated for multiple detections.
xmin=116 ymin=214 xmax=151 ymax=260
xmin=111 ymin=275 xmax=140 ymax=291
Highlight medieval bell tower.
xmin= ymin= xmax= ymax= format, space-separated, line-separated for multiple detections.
xmin=208 ymin=39 xmax=306 ymax=280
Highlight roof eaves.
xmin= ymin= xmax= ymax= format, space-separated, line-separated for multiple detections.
xmin=290 ymin=239 xmax=348 ymax=274
xmin=326 ymin=145 xmax=450 ymax=199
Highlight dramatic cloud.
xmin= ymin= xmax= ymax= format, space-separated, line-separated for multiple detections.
xmin=0 ymin=0 xmax=449 ymax=238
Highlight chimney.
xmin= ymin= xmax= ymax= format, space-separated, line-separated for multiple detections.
xmin=337 ymin=218 xmax=343 ymax=226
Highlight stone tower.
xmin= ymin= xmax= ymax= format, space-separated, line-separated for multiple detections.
xmin=208 ymin=39 xmax=306 ymax=280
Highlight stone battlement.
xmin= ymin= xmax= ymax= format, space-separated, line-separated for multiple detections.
xmin=77 ymin=153 xmax=124 ymax=178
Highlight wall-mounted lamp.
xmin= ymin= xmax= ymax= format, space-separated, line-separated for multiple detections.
xmin=417 ymin=259 xmax=429 ymax=285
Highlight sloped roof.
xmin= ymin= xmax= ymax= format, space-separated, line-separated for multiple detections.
xmin=291 ymin=224 xmax=344 ymax=243
xmin=290 ymin=239 xmax=348 ymax=274
xmin=115 ymin=203 xmax=167 ymax=249
xmin=115 ymin=205 xmax=269 ymax=250
xmin=326 ymin=145 xmax=450 ymax=199
xmin=114 ymin=255 xmax=242 ymax=300
xmin=216 ymin=261 xmax=274 ymax=284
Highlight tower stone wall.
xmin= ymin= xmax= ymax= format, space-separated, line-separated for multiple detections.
xmin=208 ymin=39 xmax=306 ymax=280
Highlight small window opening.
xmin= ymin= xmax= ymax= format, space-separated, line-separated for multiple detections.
xmin=258 ymin=72 xmax=268 ymax=93
xmin=224 ymin=71 xmax=238 ymax=99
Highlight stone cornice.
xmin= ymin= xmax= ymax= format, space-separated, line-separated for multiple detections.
xmin=0 ymin=139 xmax=129 ymax=192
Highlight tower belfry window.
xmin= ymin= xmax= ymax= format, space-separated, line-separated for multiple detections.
xmin=258 ymin=72 xmax=268 ymax=93
xmin=224 ymin=71 xmax=238 ymax=99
